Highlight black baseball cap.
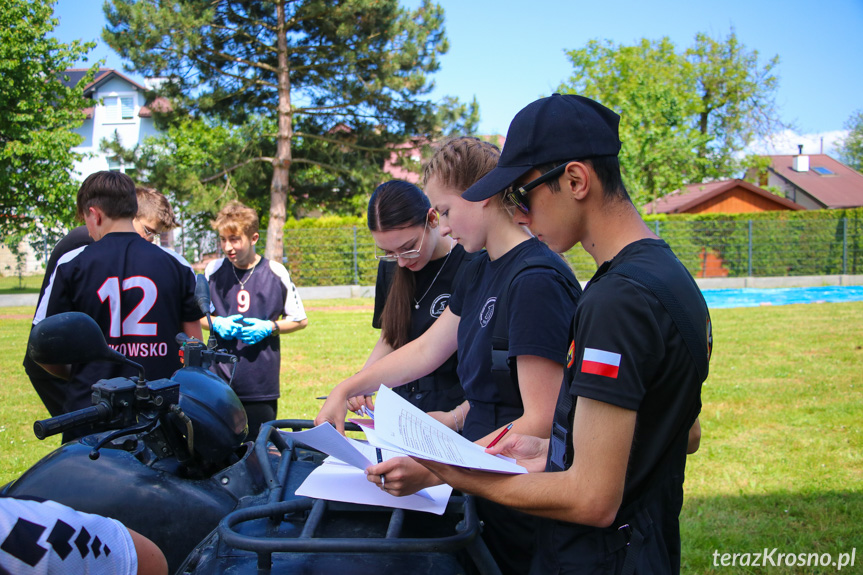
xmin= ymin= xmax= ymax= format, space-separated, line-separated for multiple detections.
xmin=463 ymin=94 xmax=621 ymax=201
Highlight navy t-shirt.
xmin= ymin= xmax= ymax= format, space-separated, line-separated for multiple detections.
xmin=533 ymin=239 xmax=709 ymax=574
xmin=33 ymin=232 xmax=203 ymax=414
xmin=205 ymin=257 xmax=307 ymax=402
xmin=373 ymin=243 xmax=469 ymax=412
xmin=448 ymin=237 xmax=580 ymax=440
xmin=24 ymin=226 xmax=94 ymax=417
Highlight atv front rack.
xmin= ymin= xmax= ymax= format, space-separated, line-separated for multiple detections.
xmin=178 ymin=419 xmax=501 ymax=574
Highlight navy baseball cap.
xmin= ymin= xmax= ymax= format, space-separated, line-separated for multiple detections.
xmin=463 ymin=94 xmax=621 ymax=201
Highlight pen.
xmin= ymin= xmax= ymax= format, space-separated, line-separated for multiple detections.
xmin=316 ymin=396 xmax=328 ymax=400
xmin=376 ymin=448 xmax=385 ymax=487
xmin=487 ymin=423 xmax=513 ymax=448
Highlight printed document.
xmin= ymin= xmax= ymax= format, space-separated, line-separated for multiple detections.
xmin=282 ymin=423 xmax=452 ymax=514
xmin=359 ymin=385 xmax=526 ymax=474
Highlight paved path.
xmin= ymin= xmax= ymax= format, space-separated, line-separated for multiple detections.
xmin=3 ymin=274 xmax=861 ymax=308
xmin=0 ymin=293 xmax=38 ymax=308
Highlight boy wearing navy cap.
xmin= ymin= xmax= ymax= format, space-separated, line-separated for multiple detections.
xmin=415 ymin=94 xmax=711 ymax=574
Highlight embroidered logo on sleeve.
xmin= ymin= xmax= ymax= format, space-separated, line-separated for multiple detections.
xmin=581 ymin=348 xmax=621 ymax=379
xmin=566 ymin=340 xmax=575 ymax=368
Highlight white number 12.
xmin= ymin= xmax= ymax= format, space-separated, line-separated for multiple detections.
xmin=98 ymin=276 xmax=158 ymax=337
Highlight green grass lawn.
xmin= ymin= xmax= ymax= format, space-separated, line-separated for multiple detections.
xmin=0 ymin=275 xmax=41 ymax=294
xmin=1 ymin=300 xmax=861 ymax=573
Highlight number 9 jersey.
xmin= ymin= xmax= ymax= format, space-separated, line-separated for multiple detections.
xmin=204 ymin=256 xmax=307 ymax=403
xmin=33 ymin=232 xmax=204 ymax=417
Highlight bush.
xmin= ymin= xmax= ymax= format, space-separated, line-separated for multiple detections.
xmin=281 ymin=209 xmax=863 ymax=286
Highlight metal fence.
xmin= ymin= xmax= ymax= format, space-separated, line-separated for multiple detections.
xmin=281 ymin=217 xmax=863 ymax=287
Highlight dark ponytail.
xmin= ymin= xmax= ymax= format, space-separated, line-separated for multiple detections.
xmin=368 ymin=180 xmax=431 ymax=349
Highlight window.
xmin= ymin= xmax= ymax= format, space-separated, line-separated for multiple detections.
xmin=812 ymin=166 xmax=834 ymax=176
xmin=103 ymin=96 xmax=135 ymax=122
xmin=108 ymin=157 xmax=137 ymax=178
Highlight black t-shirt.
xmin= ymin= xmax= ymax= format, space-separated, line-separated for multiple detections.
xmin=23 ymin=226 xmax=94 ymax=414
xmin=533 ymin=239 xmax=710 ymax=574
xmin=372 ymin=243 xmax=469 ymax=412
xmin=205 ymin=257 xmax=307 ymax=402
xmin=37 ymin=226 xmax=93 ymax=300
xmin=448 ymin=237 xmax=580 ymax=440
xmin=33 ymin=232 xmax=203 ymax=414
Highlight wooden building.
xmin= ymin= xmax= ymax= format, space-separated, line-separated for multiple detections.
xmin=642 ymin=179 xmax=804 ymax=215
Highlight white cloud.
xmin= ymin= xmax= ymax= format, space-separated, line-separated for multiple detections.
xmin=747 ymin=129 xmax=848 ymax=158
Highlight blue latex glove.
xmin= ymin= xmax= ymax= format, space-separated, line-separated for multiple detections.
xmin=239 ymin=317 xmax=274 ymax=345
xmin=212 ymin=314 xmax=244 ymax=340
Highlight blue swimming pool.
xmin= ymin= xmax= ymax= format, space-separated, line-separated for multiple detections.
xmin=700 ymin=286 xmax=863 ymax=309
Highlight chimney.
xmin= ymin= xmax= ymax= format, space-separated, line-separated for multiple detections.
xmin=793 ymin=144 xmax=809 ymax=172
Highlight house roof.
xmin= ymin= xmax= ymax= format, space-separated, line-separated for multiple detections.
xmin=62 ymin=68 xmax=173 ymax=118
xmin=138 ymin=97 xmax=173 ymax=117
xmin=766 ymin=154 xmax=863 ymax=209
xmin=61 ymin=68 xmax=149 ymax=94
xmin=643 ymin=178 xmax=804 ymax=214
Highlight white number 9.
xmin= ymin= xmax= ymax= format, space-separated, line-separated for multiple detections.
xmin=237 ymin=289 xmax=250 ymax=312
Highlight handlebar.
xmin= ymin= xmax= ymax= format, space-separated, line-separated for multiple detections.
xmin=34 ymin=401 xmax=112 ymax=440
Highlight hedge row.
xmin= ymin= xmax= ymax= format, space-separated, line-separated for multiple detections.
xmin=282 ymin=209 xmax=863 ymax=286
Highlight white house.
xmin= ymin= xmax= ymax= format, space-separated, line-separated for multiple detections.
xmin=0 ymin=70 xmax=174 ymax=278
xmin=61 ymin=68 xmax=168 ymax=178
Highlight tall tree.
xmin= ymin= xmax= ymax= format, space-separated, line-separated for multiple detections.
xmin=0 ymin=0 xmax=98 ymax=235
xmin=103 ymin=0 xmax=471 ymax=261
xmin=687 ymin=30 xmax=782 ymax=180
xmin=559 ymin=38 xmax=708 ymax=206
xmin=838 ymin=110 xmax=863 ymax=173
xmin=558 ymin=30 xmax=784 ymax=206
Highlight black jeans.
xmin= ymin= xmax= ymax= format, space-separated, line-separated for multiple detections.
xmin=242 ymin=399 xmax=278 ymax=442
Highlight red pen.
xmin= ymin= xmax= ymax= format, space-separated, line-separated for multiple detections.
xmin=487 ymin=423 xmax=513 ymax=448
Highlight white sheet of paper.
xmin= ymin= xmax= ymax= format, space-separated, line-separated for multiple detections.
xmin=368 ymin=385 xmax=526 ymax=474
xmin=295 ymin=460 xmax=452 ymax=515
xmin=280 ymin=422 xmax=372 ymax=470
xmin=281 ymin=423 xmax=436 ymax=500
xmin=323 ymin=440 xmax=435 ymax=501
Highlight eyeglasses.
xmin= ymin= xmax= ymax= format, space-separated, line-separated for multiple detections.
xmin=506 ymin=161 xmax=577 ymax=214
xmin=374 ymin=219 xmax=428 ymax=262
xmin=136 ymin=219 xmax=159 ymax=239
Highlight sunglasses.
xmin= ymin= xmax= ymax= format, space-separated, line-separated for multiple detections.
xmin=506 ymin=161 xmax=578 ymax=214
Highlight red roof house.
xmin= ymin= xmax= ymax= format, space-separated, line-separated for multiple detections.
xmin=643 ymin=179 xmax=804 ymax=214
xmin=749 ymin=153 xmax=863 ymax=209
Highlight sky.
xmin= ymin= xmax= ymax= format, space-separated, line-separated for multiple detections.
xmin=51 ymin=0 xmax=863 ymax=158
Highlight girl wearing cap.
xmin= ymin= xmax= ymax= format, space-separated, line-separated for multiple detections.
xmin=316 ymin=136 xmax=582 ymax=574
xmin=359 ymin=180 xmax=470 ymax=421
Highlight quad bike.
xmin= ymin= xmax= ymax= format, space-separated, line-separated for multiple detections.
xmin=2 ymin=278 xmax=499 ymax=574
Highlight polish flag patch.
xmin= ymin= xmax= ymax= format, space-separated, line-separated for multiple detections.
xmin=581 ymin=348 xmax=622 ymax=379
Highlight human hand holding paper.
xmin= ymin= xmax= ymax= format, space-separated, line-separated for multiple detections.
xmin=365 ymin=456 xmax=441 ymax=497
xmin=485 ymin=431 xmax=549 ymax=473
xmin=359 ymin=385 xmax=526 ymax=474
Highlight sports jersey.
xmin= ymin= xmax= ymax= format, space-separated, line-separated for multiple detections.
xmin=447 ymin=237 xmax=580 ymax=441
xmin=205 ymin=257 xmax=307 ymax=401
xmin=0 ymin=497 xmax=137 ymax=575
xmin=24 ymin=226 xmax=94 ymax=418
xmin=372 ymin=243 xmax=469 ymax=412
xmin=534 ymin=239 xmax=710 ymax=574
xmin=33 ymin=232 xmax=203 ymax=417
